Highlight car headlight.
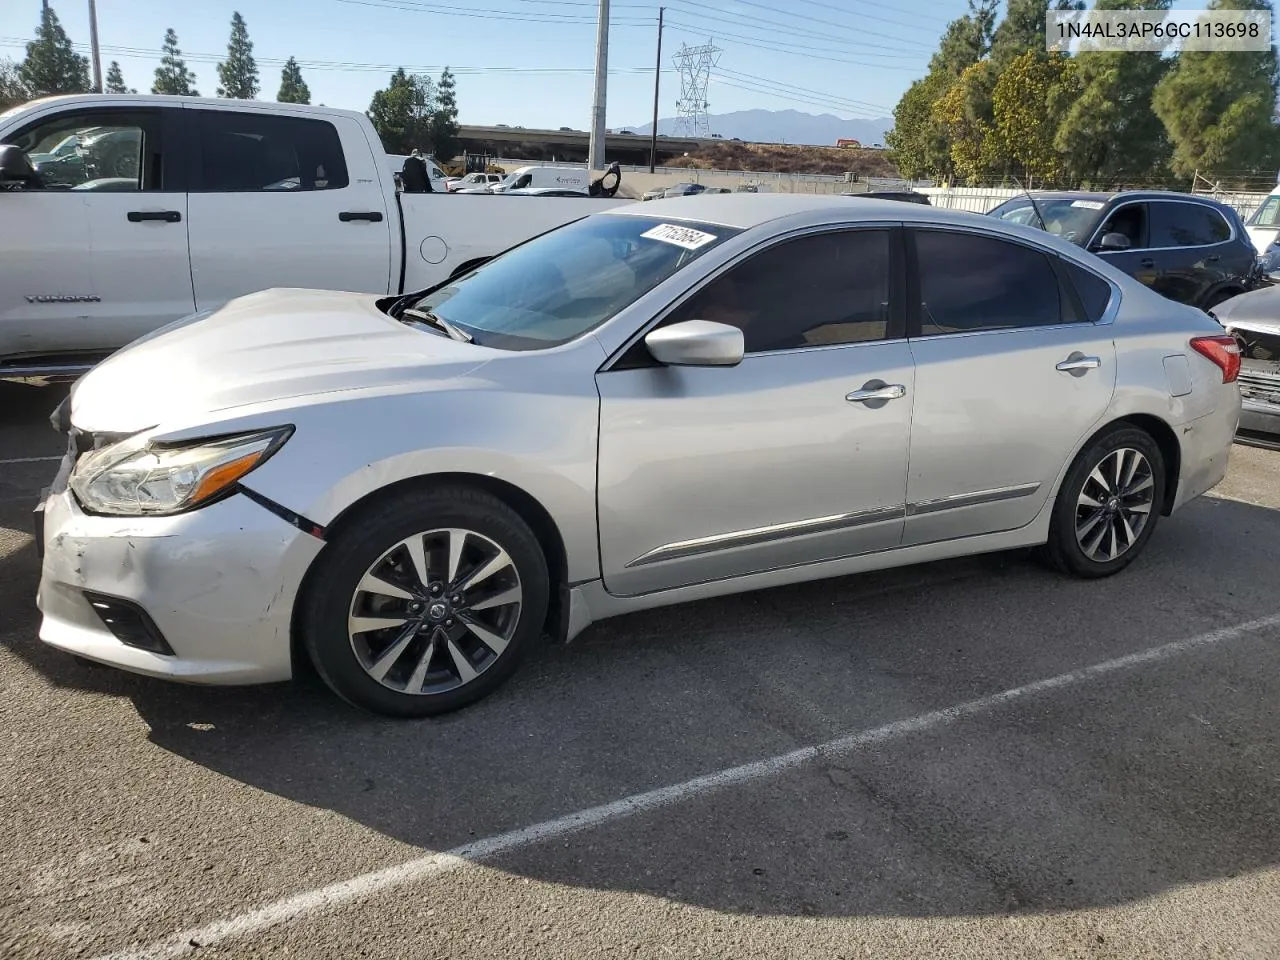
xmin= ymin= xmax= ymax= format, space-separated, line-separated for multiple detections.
xmin=70 ymin=427 xmax=292 ymax=516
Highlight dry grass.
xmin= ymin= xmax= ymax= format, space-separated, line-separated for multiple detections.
xmin=671 ymin=141 xmax=900 ymax=178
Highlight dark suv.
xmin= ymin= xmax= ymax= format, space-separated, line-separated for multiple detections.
xmin=987 ymin=191 xmax=1259 ymax=311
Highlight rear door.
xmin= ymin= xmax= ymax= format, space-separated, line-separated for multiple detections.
xmin=902 ymin=227 xmax=1117 ymax=546
xmin=0 ymin=104 xmax=193 ymax=360
xmin=184 ymin=107 xmax=393 ymax=310
xmin=1146 ymin=199 xmax=1239 ymax=307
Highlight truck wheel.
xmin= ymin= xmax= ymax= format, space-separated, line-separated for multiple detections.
xmin=1039 ymin=426 xmax=1165 ymax=579
xmin=301 ymin=485 xmax=549 ymax=717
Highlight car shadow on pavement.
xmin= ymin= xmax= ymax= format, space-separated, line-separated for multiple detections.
xmin=4 ymin=493 xmax=1280 ymax=921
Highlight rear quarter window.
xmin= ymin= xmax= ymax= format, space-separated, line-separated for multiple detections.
xmin=1060 ymin=260 xmax=1114 ymax=322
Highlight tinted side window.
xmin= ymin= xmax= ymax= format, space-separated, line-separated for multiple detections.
xmin=1061 ymin=260 xmax=1113 ymax=322
xmin=194 ymin=111 xmax=349 ymax=192
xmin=666 ymin=230 xmax=892 ymax=352
xmin=9 ymin=109 xmax=166 ymax=191
xmin=914 ymin=230 xmax=1063 ymax=335
xmin=1096 ymin=204 xmax=1147 ymax=249
xmin=1150 ymin=202 xmax=1231 ymax=247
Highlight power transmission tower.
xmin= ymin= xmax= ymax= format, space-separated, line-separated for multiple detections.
xmin=672 ymin=40 xmax=720 ymax=139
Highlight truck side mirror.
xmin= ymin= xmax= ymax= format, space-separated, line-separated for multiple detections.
xmin=0 ymin=144 xmax=39 ymax=186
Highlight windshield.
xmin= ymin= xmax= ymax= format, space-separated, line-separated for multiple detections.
xmin=405 ymin=215 xmax=741 ymax=350
xmin=1248 ymin=195 xmax=1280 ymax=227
xmin=988 ymin=197 xmax=1107 ymax=245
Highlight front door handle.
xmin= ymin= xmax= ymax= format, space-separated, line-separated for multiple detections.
xmin=846 ymin=382 xmax=906 ymax=405
xmin=127 ymin=210 xmax=181 ymax=223
xmin=1139 ymin=257 xmax=1155 ymax=269
xmin=339 ymin=211 xmax=384 ymax=222
xmin=1056 ymin=353 xmax=1101 ymax=376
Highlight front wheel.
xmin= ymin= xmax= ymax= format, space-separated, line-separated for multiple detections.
xmin=301 ymin=486 xmax=549 ymax=717
xmin=1040 ymin=426 xmax=1166 ymax=579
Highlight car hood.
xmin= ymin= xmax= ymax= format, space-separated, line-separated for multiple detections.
xmin=69 ymin=288 xmax=492 ymax=434
xmin=1211 ymin=284 xmax=1280 ymax=332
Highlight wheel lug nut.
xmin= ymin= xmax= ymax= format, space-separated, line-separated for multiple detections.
xmin=451 ymin=595 xmax=461 ymax=604
xmin=445 ymin=619 xmax=454 ymax=627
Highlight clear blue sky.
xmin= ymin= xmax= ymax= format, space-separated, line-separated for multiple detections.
xmin=0 ymin=0 xmax=1219 ymax=129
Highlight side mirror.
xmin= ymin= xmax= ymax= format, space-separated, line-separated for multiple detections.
xmin=1095 ymin=231 xmax=1131 ymax=252
xmin=0 ymin=144 xmax=38 ymax=185
xmin=644 ymin=319 xmax=744 ymax=367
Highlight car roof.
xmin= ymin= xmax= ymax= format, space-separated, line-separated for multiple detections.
xmin=606 ymin=192 xmax=991 ymax=230
xmin=999 ymin=189 xmax=1234 ymax=210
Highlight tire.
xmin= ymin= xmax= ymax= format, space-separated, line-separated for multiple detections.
xmin=1040 ymin=425 xmax=1166 ymax=579
xmin=300 ymin=485 xmax=549 ymax=718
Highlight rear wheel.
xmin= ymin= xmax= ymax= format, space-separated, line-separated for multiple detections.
xmin=1040 ymin=426 xmax=1165 ymax=579
xmin=301 ymin=486 xmax=549 ymax=717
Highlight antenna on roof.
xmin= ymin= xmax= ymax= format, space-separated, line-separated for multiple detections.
xmin=1010 ymin=175 xmax=1047 ymax=232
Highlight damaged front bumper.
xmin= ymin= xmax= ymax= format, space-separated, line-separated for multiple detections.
xmin=1224 ymin=321 xmax=1280 ymax=442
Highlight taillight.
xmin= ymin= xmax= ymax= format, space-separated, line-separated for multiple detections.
xmin=1190 ymin=334 xmax=1242 ymax=383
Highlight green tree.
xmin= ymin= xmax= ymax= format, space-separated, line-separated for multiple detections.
xmin=20 ymin=7 xmax=90 ymax=97
xmin=1053 ymin=0 xmax=1173 ymax=188
xmin=276 ymin=56 xmax=311 ymax=104
xmin=932 ymin=60 xmax=1003 ymax=183
xmin=993 ymin=51 xmax=1080 ymax=184
xmin=367 ymin=68 xmax=434 ymax=154
xmin=0 ymin=58 xmax=28 ymax=111
xmin=1153 ymin=0 xmax=1280 ymax=185
xmin=216 ymin=12 xmax=259 ymax=99
xmin=104 ymin=61 xmax=134 ymax=94
xmin=990 ymin=0 xmax=1084 ymax=70
xmin=152 ymin=28 xmax=199 ymax=96
xmin=885 ymin=0 xmax=997 ymax=181
xmin=428 ymin=67 xmax=460 ymax=161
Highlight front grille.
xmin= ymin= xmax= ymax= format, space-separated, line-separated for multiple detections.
xmin=1231 ymin=326 xmax=1280 ymax=362
xmin=1239 ymin=370 xmax=1280 ymax=406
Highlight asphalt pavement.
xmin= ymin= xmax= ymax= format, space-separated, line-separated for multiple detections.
xmin=2 ymin=378 xmax=1280 ymax=960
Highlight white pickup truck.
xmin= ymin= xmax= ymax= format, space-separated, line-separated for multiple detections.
xmin=0 ymin=94 xmax=633 ymax=378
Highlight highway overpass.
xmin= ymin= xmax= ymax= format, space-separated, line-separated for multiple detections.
xmin=456 ymin=124 xmax=715 ymax=165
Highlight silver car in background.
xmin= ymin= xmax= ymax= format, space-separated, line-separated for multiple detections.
xmin=36 ymin=195 xmax=1243 ymax=717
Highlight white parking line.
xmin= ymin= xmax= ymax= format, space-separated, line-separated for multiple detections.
xmin=94 ymin=611 xmax=1280 ymax=960
xmin=0 ymin=455 xmax=61 ymax=465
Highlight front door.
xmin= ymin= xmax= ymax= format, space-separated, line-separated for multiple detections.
xmin=184 ymin=107 xmax=393 ymax=310
xmin=596 ymin=227 xmax=914 ymax=597
xmin=903 ymin=228 xmax=1117 ymax=546
xmin=0 ymin=105 xmax=193 ymax=360
xmin=1092 ymin=201 xmax=1162 ymax=294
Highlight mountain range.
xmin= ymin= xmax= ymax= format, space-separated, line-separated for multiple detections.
xmin=620 ymin=109 xmax=893 ymax=147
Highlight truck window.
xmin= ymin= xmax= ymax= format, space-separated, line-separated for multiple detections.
xmin=6 ymin=109 xmax=165 ymax=192
xmin=192 ymin=111 xmax=349 ymax=192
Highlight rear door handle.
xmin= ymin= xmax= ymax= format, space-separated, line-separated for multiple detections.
xmin=1056 ymin=354 xmax=1101 ymax=374
xmin=846 ymin=382 xmax=906 ymax=404
xmin=339 ymin=211 xmax=384 ymax=222
xmin=1139 ymin=257 xmax=1155 ymax=269
xmin=127 ymin=210 xmax=181 ymax=223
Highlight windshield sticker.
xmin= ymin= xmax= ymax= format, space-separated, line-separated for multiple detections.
xmin=1070 ymin=200 xmax=1105 ymax=210
xmin=641 ymin=223 xmax=718 ymax=250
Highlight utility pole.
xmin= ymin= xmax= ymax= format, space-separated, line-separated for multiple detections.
xmin=648 ymin=7 xmax=664 ymax=174
xmin=587 ymin=0 xmax=609 ymax=172
xmin=87 ymin=0 xmax=103 ymax=93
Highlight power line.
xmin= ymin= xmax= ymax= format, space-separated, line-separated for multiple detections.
xmin=670 ymin=0 xmax=936 ymax=52
xmin=666 ymin=0 xmax=932 ymax=56
xmin=717 ymin=67 xmax=890 ymax=113
xmin=711 ymin=76 xmax=888 ymax=119
xmin=662 ymin=20 xmax=922 ymax=63
xmin=663 ymin=22 xmax=924 ymax=70
xmin=0 ymin=37 xmax=665 ymax=76
xmin=334 ymin=0 xmax=653 ymax=26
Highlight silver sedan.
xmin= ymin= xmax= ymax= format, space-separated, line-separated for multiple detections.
xmin=36 ymin=195 xmax=1243 ymax=717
